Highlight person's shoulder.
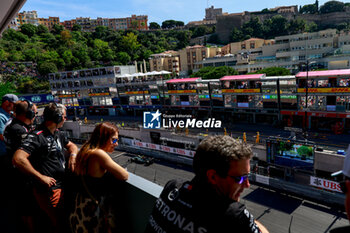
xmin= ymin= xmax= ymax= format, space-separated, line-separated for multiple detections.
xmin=226 ymin=201 xmax=247 ymax=217
xmin=91 ymin=148 xmax=109 ymax=158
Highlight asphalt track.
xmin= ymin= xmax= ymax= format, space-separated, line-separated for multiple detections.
xmin=112 ymin=150 xmax=350 ymax=233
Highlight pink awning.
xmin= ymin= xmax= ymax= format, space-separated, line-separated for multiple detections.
xmin=296 ymin=69 xmax=350 ymax=78
xmin=220 ymin=74 xmax=265 ymax=81
xmin=166 ymin=77 xmax=201 ymax=83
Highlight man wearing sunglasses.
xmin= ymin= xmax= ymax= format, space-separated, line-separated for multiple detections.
xmin=145 ymin=135 xmax=268 ymax=233
xmin=330 ymin=146 xmax=350 ymax=233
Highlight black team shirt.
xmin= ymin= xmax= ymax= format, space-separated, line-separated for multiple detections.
xmin=19 ymin=124 xmax=69 ymax=190
xmin=145 ymin=178 xmax=261 ymax=233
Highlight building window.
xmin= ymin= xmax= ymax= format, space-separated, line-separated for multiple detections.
xmin=241 ymin=44 xmax=246 ymax=49
xmin=250 ymin=43 xmax=255 ymax=49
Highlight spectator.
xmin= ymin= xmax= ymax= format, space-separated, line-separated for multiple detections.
xmin=0 ymin=94 xmax=19 ymax=157
xmin=331 ymin=146 xmax=350 ymax=232
xmin=4 ymin=100 xmax=38 ymax=233
xmin=145 ymin=135 xmax=268 ymax=233
xmin=69 ymin=122 xmax=128 ymax=233
xmin=13 ymin=102 xmax=78 ymax=233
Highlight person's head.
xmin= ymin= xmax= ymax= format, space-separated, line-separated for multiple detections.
xmin=1 ymin=94 xmax=19 ymax=114
xmin=14 ymin=100 xmax=38 ymax=125
xmin=75 ymin=122 xmax=119 ymax=175
xmin=43 ymin=102 xmax=66 ymax=128
xmin=193 ymin=135 xmax=253 ymax=201
xmin=85 ymin=122 xmax=119 ymax=153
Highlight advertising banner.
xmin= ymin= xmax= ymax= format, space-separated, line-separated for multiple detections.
xmin=310 ymin=176 xmax=342 ymax=193
xmin=132 ymin=140 xmax=195 ymax=158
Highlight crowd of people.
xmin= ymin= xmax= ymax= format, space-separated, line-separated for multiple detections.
xmin=0 ymin=62 xmax=38 ymax=77
xmin=0 ymin=92 xmax=349 ymax=233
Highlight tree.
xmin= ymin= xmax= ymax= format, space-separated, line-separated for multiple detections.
xmin=242 ymin=17 xmax=263 ymax=38
xmin=116 ymin=51 xmax=131 ymax=64
xmin=161 ymin=20 xmax=184 ymax=29
xmin=191 ymin=66 xmax=238 ymax=80
xmin=149 ymin=22 xmax=160 ymax=29
xmin=300 ymin=4 xmax=318 ymax=14
xmin=2 ymin=28 xmax=28 ymax=43
xmin=320 ymin=1 xmax=345 ymax=14
xmin=231 ymin=27 xmax=244 ymax=42
xmin=38 ymin=62 xmax=57 ymax=76
xmin=263 ymin=15 xmax=288 ymax=38
xmin=288 ymin=18 xmax=306 ymax=34
xmin=37 ymin=25 xmax=49 ymax=35
xmin=254 ymin=67 xmax=290 ymax=76
xmin=72 ymin=24 xmax=82 ymax=32
xmin=0 ymin=82 xmax=17 ymax=99
xmin=52 ymin=24 xmax=64 ymax=35
xmin=120 ymin=32 xmax=141 ymax=60
xmin=20 ymin=24 xmax=37 ymax=37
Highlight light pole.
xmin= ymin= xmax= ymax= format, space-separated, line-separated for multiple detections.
xmin=304 ymin=59 xmax=309 ymax=137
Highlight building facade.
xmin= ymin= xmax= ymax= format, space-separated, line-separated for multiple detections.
xmin=178 ymin=45 xmax=221 ymax=73
xmin=149 ymin=51 xmax=180 ymax=76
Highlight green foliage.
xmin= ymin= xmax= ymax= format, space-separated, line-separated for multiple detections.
xmin=320 ymin=1 xmax=345 ymax=14
xmin=20 ymin=24 xmax=37 ymax=37
xmin=191 ymin=66 xmax=238 ymax=80
xmin=300 ymin=4 xmax=318 ymax=14
xmin=0 ymin=82 xmax=17 ymax=98
xmin=287 ymin=18 xmax=306 ymax=35
xmin=38 ymin=62 xmax=58 ymax=76
xmin=116 ymin=51 xmax=131 ymax=64
xmin=161 ymin=20 xmax=184 ymax=29
xmin=297 ymin=145 xmax=313 ymax=158
xmin=149 ymin=22 xmax=161 ymax=29
xmin=254 ymin=67 xmax=290 ymax=76
xmin=72 ymin=24 xmax=82 ymax=32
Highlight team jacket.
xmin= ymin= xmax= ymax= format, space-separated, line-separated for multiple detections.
xmin=19 ymin=124 xmax=69 ymax=190
xmin=145 ymin=178 xmax=261 ymax=233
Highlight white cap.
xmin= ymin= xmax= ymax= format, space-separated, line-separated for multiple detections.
xmin=332 ymin=144 xmax=350 ymax=178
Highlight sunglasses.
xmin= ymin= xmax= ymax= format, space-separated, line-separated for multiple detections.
xmin=112 ymin=138 xmax=119 ymax=144
xmin=227 ymin=174 xmax=250 ymax=184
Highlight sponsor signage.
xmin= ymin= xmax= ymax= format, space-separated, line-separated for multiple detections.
xmin=88 ymin=93 xmax=110 ymax=96
xmin=168 ymin=90 xmax=197 ymax=94
xmin=297 ymin=88 xmax=350 ymax=93
xmin=58 ymin=94 xmax=76 ymax=98
xmin=132 ymin=140 xmax=195 ymax=158
xmin=263 ymin=95 xmax=297 ymax=99
xmin=125 ymin=91 xmax=149 ymax=95
xmin=20 ymin=94 xmax=55 ymax=104
xmin=255 ymin=174 xmax=269 ymax=185
xmin=199 ymin=95 xmax=210 ymax=99
xmin=222 ymin=89 xmax=260 ymax=93
xmin=310 ymin=176 xmax=342 ymax=193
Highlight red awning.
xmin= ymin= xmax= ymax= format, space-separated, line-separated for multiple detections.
xmin=296 ymin=69 xmax=350 ymax=78
xmin=166 ymin=77 xmax=201 ymax=83
xmin=220 ymin=74 xmax=265 ymax=81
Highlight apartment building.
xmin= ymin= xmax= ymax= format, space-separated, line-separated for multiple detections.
xmin=16 ymin=11 xmax=39 ymax=27
xmin=126 ymin=15 xmax=148 ymax=30
xmin=196 ymin=29 xmax=350 ymax=74
xmin=149 ymin=51 xmax=180 ymax=76
xmin=109 ymin=18 xmax=128 ymax=30
xmin=38 ymin=16 xmax=60 ymax=30
xmin=178 ymin=45 xmax=221 ymax=73
xmin=75 ymin=17 xmax=93 ymax=32
xmin=63 ymin=20 xmax=76 ymax=31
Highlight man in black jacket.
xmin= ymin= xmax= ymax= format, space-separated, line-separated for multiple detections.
xmin=3 ymin=100 xmax=37 ymax=233
xmin=145 ymin=135 xmax=268 ymax=233
xmin=13 ymin=103 xmax=78 ymax=233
